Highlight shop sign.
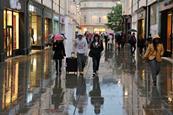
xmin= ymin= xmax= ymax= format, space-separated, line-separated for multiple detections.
xmin=44 ymin=8 xmax=52 ymax=19
xmin=138 ymin=12 xmax=145 ymax=20
xmin=160 ymin=1 xmax=173 ymax=11
xmin=9 ymin=0 xmax=21 ymax=10
xmin=164 ymin=0 xmax=173 ymax=6
xmin=53 ymin=16 xmax=59 ymax=21
xmin=4 ymin=0 xmax=25 ymax=11
xmin=60 ymin=16 xmax=65 ymax=24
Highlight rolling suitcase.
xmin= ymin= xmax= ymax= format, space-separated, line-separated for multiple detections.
xmin=66 ymin=57 xmax=77 ymax=74
xmin=65 ymin=74 xmax=77 ymax=88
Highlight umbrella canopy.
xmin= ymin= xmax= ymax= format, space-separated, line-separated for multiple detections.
xmin=115 ymin=31 xmax=121 ymax=36
xmin=54 ymin=34 xmax=63 ymax=41
xmin=128 ymin=29 xmax=137 ymax=32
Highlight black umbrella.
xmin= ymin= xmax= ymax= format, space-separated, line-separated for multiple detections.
xmin=128 ymin=29 xmax=137 ymax=32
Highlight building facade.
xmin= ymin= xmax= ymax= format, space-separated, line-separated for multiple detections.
xmin=122 ymin=0 xmax=173 ymax=57
xmin=0 ymin=0 xmax=80 ymax=62
xmin=80 ymin=0 xmax=120 ymax=33
xmin=64 ymin=0 xmax=81 ymax=57
xmin=0 ymin=0 xmax=27 ymax=62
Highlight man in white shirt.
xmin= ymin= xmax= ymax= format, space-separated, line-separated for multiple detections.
xmin=75 ymin=33 xmax=88 ymax=75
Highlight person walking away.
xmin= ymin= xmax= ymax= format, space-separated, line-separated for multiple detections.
xmin=52 ymin=34 xmax=66 ymax=75
xmin=75 ymin=33 xmax=88 ymax=75
xmin=138 ymin=37 xmax=146 ymax=55
xmin=120 ymin=32 xmax=126 ymax=48
xmin=129 ymin=33 xmax=137 ymax=55
xmin=104 ymin=32 xmax=109 ymax=50
xmin=143 ymin=34 xmax=164 ymax=86
xmin=115 ymin=32 xmax=121 ymax=51
xmin=90 ymin=34 xmax=104 ymax=76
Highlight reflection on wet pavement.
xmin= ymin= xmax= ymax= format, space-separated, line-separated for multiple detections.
xmin=0 ymin=46 xmax=173 ymax=115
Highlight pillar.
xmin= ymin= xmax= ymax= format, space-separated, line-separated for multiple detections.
xmin=0 ymin=0 xmax=4 ymax=62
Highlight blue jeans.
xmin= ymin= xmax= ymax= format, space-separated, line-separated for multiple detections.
xmin=149 ymin=59 xmax=160 ymax=83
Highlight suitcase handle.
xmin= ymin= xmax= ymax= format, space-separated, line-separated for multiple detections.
xmin=71 ymin=52 xmax=76 ymax=57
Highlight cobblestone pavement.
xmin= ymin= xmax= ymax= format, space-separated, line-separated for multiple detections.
xmin=0 ymin=45 xmax=173 ymax=115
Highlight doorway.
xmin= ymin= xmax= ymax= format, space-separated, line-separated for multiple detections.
xmin=137 ymin=19 xmax=145 ymax=40
xmin=6 ymin=26 xmax=13 ymax=57
xmin=166 ymin=12 xmax=172 ymax=55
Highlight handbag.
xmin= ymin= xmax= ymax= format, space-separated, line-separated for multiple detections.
xmin=89 ymin=50 xmax=93 ymax=57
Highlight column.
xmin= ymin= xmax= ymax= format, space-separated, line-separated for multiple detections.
xmin=41 ymin=0 xmax=45 ymax=49
xmin=0 ymin=0 xmax=4 ymax=62
xmin=24 ymin=0 xmax=30 ymax=54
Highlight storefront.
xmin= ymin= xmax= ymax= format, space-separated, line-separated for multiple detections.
xmin=136 ymin=7 xmax=146 ymax=41
xmin=93 ymin=27 xmax=106 ymax=33
xmin=1 ymin=0 xmax=26 ymax=59
xmin=3 ymin=10 xmax=20 ymax=57
xmin=53 ymin=15 xmax=60 ymax=34
xmin=44 ymin=8 xmax=52 ymax=46
xmin=160 ymin=1 xmax=173 ymax=57
xmin=29 ymin=3 xmax=42 ymax=48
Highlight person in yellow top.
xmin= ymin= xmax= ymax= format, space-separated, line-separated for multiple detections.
xmin=143 ymin=34 xmax=164 ymax=86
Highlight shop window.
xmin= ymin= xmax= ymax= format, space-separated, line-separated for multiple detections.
xmin=13 ymin=12 xmax=19 ymax=49
xmin=3 ymin=10 xmax=19 ymax=56
xmin=92 ymin=16 xmax=97 ymax=24
xmin=7 ymin=11 xmax=12 ymax=26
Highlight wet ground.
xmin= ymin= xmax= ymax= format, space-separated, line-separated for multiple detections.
xmin=0 ymin=45 xmax=173 ymax=115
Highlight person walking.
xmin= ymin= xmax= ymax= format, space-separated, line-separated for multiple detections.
xmin=52 ymin=34 xmax=66 ymax=75
xmin=138 ymin=37 xmax=146 ymax=55
xmin=75 ymin=33 xmax=88 ymax=75
xmin=129 ymin=32 xmax=137 ymax=55
xmin=89 ymin=34 xmax=104 ymax=76
xmin=143 ymin=34 xmax=164 ymax=86
xmin=103 ymin=32 xmax=109 ymax=50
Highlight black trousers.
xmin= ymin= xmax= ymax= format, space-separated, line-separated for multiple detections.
xmin=92 ymin=57 xmax=101 ymax=73
xmin=55 ymin=59 xmax=62 ymax=72
xmin=131 ymin=44 xmax=136 ymax=54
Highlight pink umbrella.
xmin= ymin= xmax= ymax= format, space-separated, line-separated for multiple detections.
xmin=54 ymin=34 xmax=63 ymax=41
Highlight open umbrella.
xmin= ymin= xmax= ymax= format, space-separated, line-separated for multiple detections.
xmin=54 ymin=33 xmax=63 ymax=41
xmin=128 ymin=29 xmax=137 ymax=32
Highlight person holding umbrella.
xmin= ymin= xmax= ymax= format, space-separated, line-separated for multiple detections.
xmin=129 ymin=32 xmax=137 ymax=55
xmin=52 ymin=33 xmax=66 ymax=75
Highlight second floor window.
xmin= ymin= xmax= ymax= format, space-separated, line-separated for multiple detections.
xmin=84 ymin=16 xmax=87 ymax=24
xmin=99 ymin=17 xmax=101 ymax=23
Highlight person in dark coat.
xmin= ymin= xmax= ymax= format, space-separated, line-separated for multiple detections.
xmin=53 ymin=40 xmax=66 ymax=75
xmin=90 ymin=34 xmax=104 ymax=76
xmin=129 ymin=32 xmax=137 ymax=55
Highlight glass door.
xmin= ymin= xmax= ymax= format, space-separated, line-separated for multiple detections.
xmin=6 ymin=26 xmax=13 ymax=57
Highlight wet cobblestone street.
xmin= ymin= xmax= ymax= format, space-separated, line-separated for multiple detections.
xmin=0 ymin=45 xmax=173 ymax=115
